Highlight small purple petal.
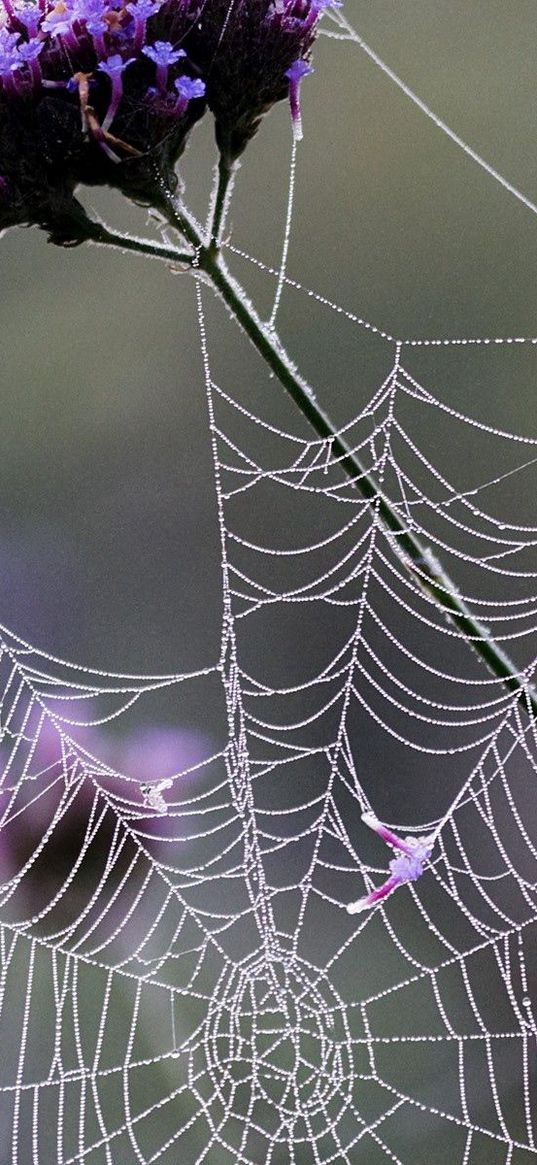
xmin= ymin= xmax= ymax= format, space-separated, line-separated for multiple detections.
xmin=389 ymin=851 xmax=428 ymax=883
xmin=125 ymin=0 xmax=162 ymax=18
xmin=86 ymin=16 xmax=107 ymax=31
xmin=174 ymin=73 xmax=205 ymax=113
xmin=15 ymin=38 xmax=43 ymax=62
xmin=285 ymin=58 xmax=313 ymax=83
xmin=41 ymin=1 xmax=75 ymax=37
xmin=284 ymin=58 xmax=313 ymax=141
xmin=174 ymin=74 xmax=205 ymax=99
xmin=142 ymin=40 xmax=185 ymax=67
xmin=97 ymin=52 xmax=134 ymax=78
xmin=15 ymin=4 xmax=41 ymax=35
xmin=347 ymin=874 xmax=401 ymax=914
xmin=0 ymin=28 xmax=20 ymax=70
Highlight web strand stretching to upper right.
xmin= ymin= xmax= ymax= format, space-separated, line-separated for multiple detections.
xmin=2 ymin=7 xmax=537 ymax=1164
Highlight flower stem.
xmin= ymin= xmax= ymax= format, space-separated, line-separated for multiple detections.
xmin=83 ymin=219 xmax=194 ymax=265
xmin=208 ymin=154 xmax=237 ymax=252
xmin=90 ymin=191 xmax=537 ymax=719
xmin=202 ymin=250 xmax=537 ymax=715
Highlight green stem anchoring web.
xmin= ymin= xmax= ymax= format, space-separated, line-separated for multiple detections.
xmin=79 ymin=168 xmax=537 ymax=722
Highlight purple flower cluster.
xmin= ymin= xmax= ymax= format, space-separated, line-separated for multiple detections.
xmin=0 ymin=0 xmax=337 ymax=236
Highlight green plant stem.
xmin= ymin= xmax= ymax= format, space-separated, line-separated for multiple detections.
xmin=89 ymin=196 xmax=537 ymax=718
xmin=84 ymin=219 xmax=194 ymax=265
xmin=208 ymin=155 xmax=237 ymax=251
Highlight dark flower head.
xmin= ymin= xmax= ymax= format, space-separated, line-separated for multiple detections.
xmin=189 ymin=0 xmax=340 ymax=161
xmin=0 ymin=0 xmax=335 ymax=239
xmin=0 ymin=0 xmax=206 ymax=237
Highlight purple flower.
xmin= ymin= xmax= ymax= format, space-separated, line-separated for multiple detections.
xmin=97 ymin=53 xmax=135 ymax=129
xmin=142 ymin=40 xmax=185 ymax=90
xmin=285 ymin=58 xmax=312 ymax=141
xmin=97 ymin=51 xmax=135 ymax=76
xmin=0 ymin=28 xmax=21 ymax=92
xmin=346 ymin=813 xmax=435 ymax=914
xmin=41 ymin=0 xmax=78 ymax=47
xmin=15 ymin=4 xmax=42 ymax=36
xmin=126 ymin=0 xmax=163 ymax=51
xmin=0 ymin=0 xmax=328 ymax=234
xmin=142 ymin=40 xmax=185 ymax=66
xmin=10 ymin=36 xmax=44 ymax=88
xmin=0 ymin=718 xmax=212 ymax=900
xmin=86 ymin=17 xmax=108 ymax=57
xmin=174 ymin=73 xmax=205 ymax=113
xmin=0 ymin=27 xmax=20 ymax=67
xmin=14 ymin=39 xmax=44 ymax=61
xmin=79 ymin=0 xmax=109 ymax=56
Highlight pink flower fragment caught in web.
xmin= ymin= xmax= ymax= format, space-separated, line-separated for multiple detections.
xmin=347 ymin=811 xmax=435 ymax=914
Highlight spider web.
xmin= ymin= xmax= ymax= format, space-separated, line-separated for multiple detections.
xmin=2 ymin=7 xmax=537 ymax=1164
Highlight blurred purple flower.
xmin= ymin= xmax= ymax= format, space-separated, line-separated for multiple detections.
xmin=0 ymin=712 xmax=212 ymax=913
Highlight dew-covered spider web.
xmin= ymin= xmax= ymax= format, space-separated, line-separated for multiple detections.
xmin=2 ymin=6 xmax=537 ymax=1165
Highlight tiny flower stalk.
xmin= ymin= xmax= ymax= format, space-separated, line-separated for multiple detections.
xmin=84 ymin=0 xmax=109 ymax=60
xmin=285 ymin=58 xmax=313 ymax=142
xmin=126 ymin=0 xmax=163 ymax=54
xmin=346 ymin=813 xmax=435 ymax=915
xmin=208 ymin=151 xmax=238 ymax=253
xmin=15 ymin=38 xmax=43 ymax=89
xmin=98 ymin=54 xmax=135 ymax=132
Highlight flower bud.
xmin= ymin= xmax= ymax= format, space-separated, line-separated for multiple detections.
xmin=188 ymin=0 xmax=339 ymax=161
